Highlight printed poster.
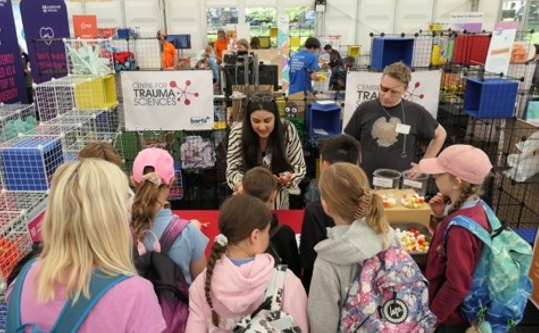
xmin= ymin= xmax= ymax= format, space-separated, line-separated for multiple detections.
xmin=0 ymin=0 xmax=28 ymax=103
xmin=450 ymin=12 xmax=484 ymax=33
xmin=73 ymin=15 xmax=98 ymax=39
xmin=343 ymin=70 xmax=442 ymax=129
xmin=485 ymin=21 xmax=519 ymax=76
xmin=121 ymin=70 xmax=214 ymax=131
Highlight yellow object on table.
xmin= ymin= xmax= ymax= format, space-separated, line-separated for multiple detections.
xmin=375 ymin=189 xmax=432 ymax=227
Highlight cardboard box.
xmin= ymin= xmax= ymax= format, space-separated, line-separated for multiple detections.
xmin=375 ymin=189 xmax=432 ymax=227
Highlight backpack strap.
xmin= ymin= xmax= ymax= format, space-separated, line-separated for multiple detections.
xmin=265 ymin=265 xmax=288 ymax=312
xmin=6 ymin=258 xmax=37 ymax=332
xmin=7 ymin=258 xmax=131 ymax=333
xmin=52 ymin=272 xmax=131 ymax=333
xmin=159 ymin=215 xmax=190 ymax=254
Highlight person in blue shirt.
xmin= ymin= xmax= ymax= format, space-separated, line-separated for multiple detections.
xmin=289 ymin=37 xmax=322 ymax=95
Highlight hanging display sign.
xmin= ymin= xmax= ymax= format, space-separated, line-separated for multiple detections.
xmin=73 ymin=15 xmax=98 ymax=39
xmin=20 ymin=0 xmax=70 ymax=83
xmin=343 ymin=70 xmax=442 ymax=129
xmin=449 ymin=12 xmax=484 ymax=32
xmin=121 ymin=70 xmax=214 ymax=131
xmin=485 ymin=21 xmax=518 ymax=76
xmin=0 ymin=0 xmax=28 ymax=103
xmin=278 ymin=14 xmax=290 ymax=93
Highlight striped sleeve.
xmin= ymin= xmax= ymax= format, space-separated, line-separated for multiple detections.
xmin=284 ymin=120 xmax=306 ymax=187
xmin=226 ymin=122 xmax=244 ymax=190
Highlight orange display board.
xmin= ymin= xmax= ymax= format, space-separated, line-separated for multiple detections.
xmin=73 ymin=15 xmax=97 ymax=38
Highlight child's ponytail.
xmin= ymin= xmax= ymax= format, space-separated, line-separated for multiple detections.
xmin=363 ymin=190 xmax=390 ymax=249
xmin=131 ymin=170 xmax=164 ymax=240
xmin=205 ymin=236 xmax=228 ymax=327
xmin=447 ymin=181 xmax=482 ymax=216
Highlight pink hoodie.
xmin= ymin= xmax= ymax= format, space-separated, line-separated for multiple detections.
xmin=186 ymin=253 xmax=308 ymax=332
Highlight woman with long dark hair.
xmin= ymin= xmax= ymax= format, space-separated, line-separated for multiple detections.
xmin=226 ymin=93 xmax=306 ymax=209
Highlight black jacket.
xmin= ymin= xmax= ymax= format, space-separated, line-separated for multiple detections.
xmin=267 ymin=214 xmax=301 ymax=278
xmin=299 ymin=200 xmax=335 ymax=292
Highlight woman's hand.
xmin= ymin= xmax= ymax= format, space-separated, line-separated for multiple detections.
xmin=429 ymin=192 xmax=446 ymax=218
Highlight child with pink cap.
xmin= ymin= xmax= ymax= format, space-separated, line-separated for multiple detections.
xmin=131 ymin=147 xmax=208 ymax=284
xmin=419 ymin=144 xmax=492 ymax=332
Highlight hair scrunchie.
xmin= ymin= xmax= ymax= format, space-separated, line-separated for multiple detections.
xmin=355 ymin=188 xmax=374 ymax=219
xmin=214 ymin=233 xmax=228 ymax=247
xmin=141 ymin=172 xmax=162 ymax=187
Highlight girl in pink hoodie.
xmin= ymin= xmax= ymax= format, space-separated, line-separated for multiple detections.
xmin=186 ymin=195 xmax=309 ymax=332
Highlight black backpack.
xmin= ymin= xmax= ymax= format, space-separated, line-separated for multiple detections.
xmin=134 ymin=217 xmax=190 ymax=333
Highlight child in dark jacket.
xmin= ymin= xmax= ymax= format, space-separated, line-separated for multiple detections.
xmin=300 ymin=134 xmax=360 ymax=291
xmin=241 ymin=167 xmax=301 ymax=277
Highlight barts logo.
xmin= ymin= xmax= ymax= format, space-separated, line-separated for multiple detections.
xmin=190 ymin=116 xmax=211 ymax=125
xmin=131 ymin=80 xmax=199 ymax=106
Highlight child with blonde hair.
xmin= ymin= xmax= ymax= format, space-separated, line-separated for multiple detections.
xmin=131 ymin=147 xmax=208 ymax=284
xmin=186 ymin=195 xmax=308 ymax=332
xmin=7 ymin=159 xmax=166 ymax=332
xmin=308 ymin=162 xmax=401 ymax=333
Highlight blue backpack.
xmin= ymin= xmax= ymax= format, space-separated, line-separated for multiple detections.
xmin=6 ymin=259 xmax=130 ymax=333
xmin=443 ymin=200 xmax=533 ymax=333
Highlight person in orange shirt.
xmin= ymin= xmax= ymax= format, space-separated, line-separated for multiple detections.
xmin=214 ymin=29 xmax=229 ymax=64
xmin=157 ymin=29 xmax=178 ymax=70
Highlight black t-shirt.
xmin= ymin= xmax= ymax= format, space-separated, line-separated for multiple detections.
xmin=344 ymin=99 xmax=439 ymax=181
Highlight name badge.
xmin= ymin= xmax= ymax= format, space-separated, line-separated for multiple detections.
xmin=395 ymin=124 xmax=411 ymax=135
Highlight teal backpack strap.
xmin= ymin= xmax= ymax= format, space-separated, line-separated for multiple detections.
xmin=443 ymin=215 xmax=492 ymax=250
xmin=479 ymin=199 xmax=503 ymax=231
xmin=51 ymin=271 xmax=131 ymax=333
xmin=6 ymin=258 xmax=38 ymax=332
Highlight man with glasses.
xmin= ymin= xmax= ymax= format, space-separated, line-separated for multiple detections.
xmin=344 ymin=61 xmax=446 ymax=182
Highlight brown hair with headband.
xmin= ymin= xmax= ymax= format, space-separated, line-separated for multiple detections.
xmin=205 ymin=195 xmax=272 ymax=327
xmin=319 ymin=162 xmax=390 ymax=248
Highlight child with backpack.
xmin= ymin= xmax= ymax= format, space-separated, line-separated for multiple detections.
xmin=186 ymin=195 xmax=308 ymax=332
xmin=6 ymin=159 xmax=166 ymax=332
xmin=308 ymin=162 xmax=436 ymax=333
xmin=420 ymin=144 xmax=532 ymax=333
xmin=241 ymin=166 xmax=301 ymax=277
xmin=131 ymin=147 xmax=208 ymax=285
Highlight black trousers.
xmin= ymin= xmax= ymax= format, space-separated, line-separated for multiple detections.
xmin=435 ymin=322 xmax=470 ymax=333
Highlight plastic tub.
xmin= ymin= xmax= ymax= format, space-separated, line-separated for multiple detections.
xmin=373 ymin=168 xmax=401 ymax=190
xmin=401 ymin=169 xmax=429 ymax=197
xmin=393 ymin=223 xmax=432 ymax=269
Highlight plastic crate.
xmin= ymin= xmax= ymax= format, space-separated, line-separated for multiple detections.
xmin=463 ymin=78 xmax=518 ymax=118
xmin=371 ymin=37 xmax=415 ymax=70
xmin=0 ymin=135 xmax=64 ymax=191
xmin=307 ymin=102 xmax=341 ymax=137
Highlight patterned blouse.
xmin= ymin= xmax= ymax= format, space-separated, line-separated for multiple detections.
xmin=226 ymin=119 xmax=306 ymax=209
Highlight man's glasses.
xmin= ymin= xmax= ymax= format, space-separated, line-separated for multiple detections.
xmin=380 ymin=84 xmax=406 ymax=94
xmin=249 ymin=94 xmax=274 ymax=104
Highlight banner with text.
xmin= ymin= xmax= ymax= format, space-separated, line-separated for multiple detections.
xmin=485 ymin=21 xmax=518 ymax=76
xmin=0 ymin=0 xmax=27 ymax=103
xmin=343 ymin=70 xmax=442 ymax=129
xmin=73 ymin=15 xmax=98 ymax=38
xmin=450 ymin=12 xmax=483 ymax=33
xmin=20 ymin=0 xmax=70 ymax=83
xmin=122 ymin=70 xmax=214 ymax=131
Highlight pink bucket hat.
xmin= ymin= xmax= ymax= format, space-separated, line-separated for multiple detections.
xmin=419 ymin=144 xmax=492 ymax=185
xmin=132 ymin=148 xmax=175 ymax=184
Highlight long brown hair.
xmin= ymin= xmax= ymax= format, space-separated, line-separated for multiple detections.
xmin=319 ymin=162 xmax=390 ymax=247
xmin=131 ymin=167 xmax=165 ymax=240
xmin=205 ymin=195 xmax=272 ymax=327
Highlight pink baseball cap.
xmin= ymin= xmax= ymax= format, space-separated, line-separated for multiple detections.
xmin=132 ymin=148 xmax=175 ymax=184
xmin=419 ymin=144 xmax=492 ymax=185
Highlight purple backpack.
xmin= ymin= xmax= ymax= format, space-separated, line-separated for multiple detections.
xmin=134 ymin=217 xmax=190 ymax=333
xmin=339 ymin=245 xmax=437 ymax=333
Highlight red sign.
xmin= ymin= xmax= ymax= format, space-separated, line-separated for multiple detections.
xmin=73 ymin=15 xmax=98 ymax=38
xmin=27 ymin=210 xmax=45 ymax=242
